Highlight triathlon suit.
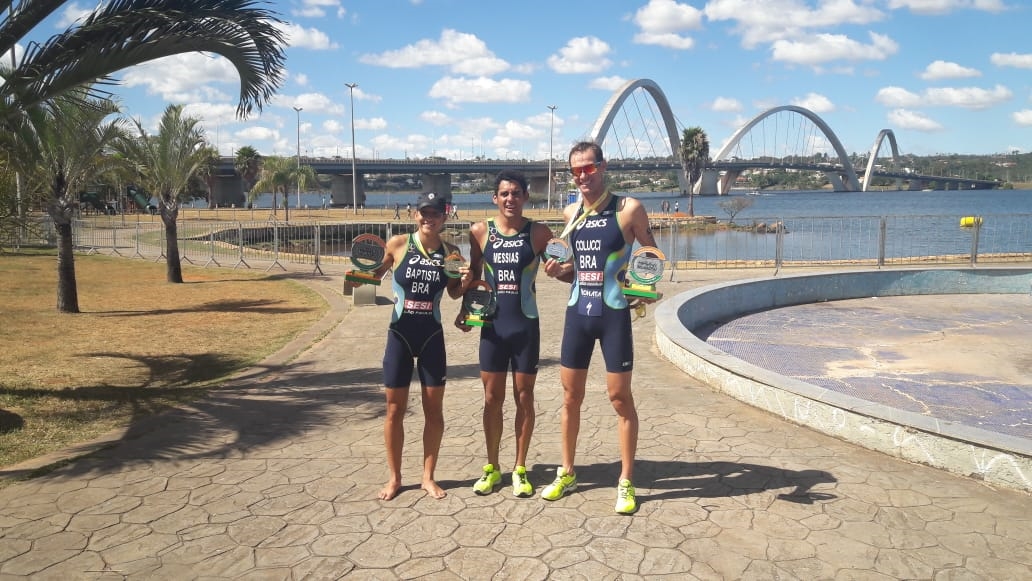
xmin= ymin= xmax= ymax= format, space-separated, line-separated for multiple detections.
xmin=560 ymin=195 xmax=634 ymax=373
xmin=478 ymin=218 xmax=541 ymax=374
xmin=382 ymin=234 xmax=451 ymax=388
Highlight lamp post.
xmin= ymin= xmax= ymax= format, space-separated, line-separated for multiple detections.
xmin=345 ymin=82 xmax=359 ymax=215
xmin=292 ymin=106 xmax=302 ymax=218
xmin=547 ymin=105 xmax=558 ymax=212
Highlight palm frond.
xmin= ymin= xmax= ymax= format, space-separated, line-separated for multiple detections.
xmin=4 ymin=0 xmax=285 ymax=118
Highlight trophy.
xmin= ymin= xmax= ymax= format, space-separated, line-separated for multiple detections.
xmin=443 ymin=250 xmax=467 ymax=279
xmin=544 ymin=237 xmax=571 ymax=263
xmin=462 ymin=281 xmax=497 ymax=327
xmin=622 ymin=246 xmax=666 ymax=301
xmin=345 ymin=233 xmax=388 ymax=286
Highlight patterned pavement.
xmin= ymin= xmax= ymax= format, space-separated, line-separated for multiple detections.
xmin=1 ymin=266 xmax=1030 ymax=579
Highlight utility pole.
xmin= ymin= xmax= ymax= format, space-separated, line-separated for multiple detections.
xmin=292 ymin=106 xmax=303 ymax=220
xmin=547 ymin=105 xmax=558 ymax=212
xmin=346 ymin=83 xmax=359 ymax=215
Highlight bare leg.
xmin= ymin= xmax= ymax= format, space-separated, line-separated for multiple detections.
xmin=607 ymin=371 xmax=638 ymax=481
xmin=558 ymin=366 xmax=588 ymax=474
xmin=481 ymin=371 xmax=508 ymax=468
xmin=421 ymin=385 xmax=447 ymax=498
xmin=512 ymin=371 xmax=537 ymax=469
xmin=379 ymin=387 xmax=408 ymax=500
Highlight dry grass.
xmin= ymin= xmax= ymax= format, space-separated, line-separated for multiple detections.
xmin=0 ymin=250 xmax=327 ymax=468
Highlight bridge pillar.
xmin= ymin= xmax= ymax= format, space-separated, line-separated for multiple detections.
xmin=330 ymin=174 xmax=367 ymax=208
xmin=421 ymin=173 xmax=452 ymax=197
xmin=826 ymin=172 xmax=846 ymax=192
xmin=528 ymin=175 xmax=550 ymax=200
xmin=699 ymin=168 xmax=721 ymax=196
xmin=213 ymin=175 xmax=246 ymax=207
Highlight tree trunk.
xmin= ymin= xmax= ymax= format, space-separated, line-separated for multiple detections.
xmin=55 ymin=220 xmax=80 ymax=313
xmin=161 ymin=205 xmax=184 ymax=283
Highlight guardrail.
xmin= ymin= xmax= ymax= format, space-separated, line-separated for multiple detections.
xmin=3 ymin=214 xmax=1030 ymax=275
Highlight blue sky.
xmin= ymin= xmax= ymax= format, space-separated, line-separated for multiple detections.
xmin=26 ymin=0 xmax=1032 ymax=160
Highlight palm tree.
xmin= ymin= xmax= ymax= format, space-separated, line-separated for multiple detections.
xmin=4 ymin=89 xmax=128 ymax=312
xmin=0 ymin=0 xmax=285 ymax=122
xmin=197 ymin=144 xmax=222 ymax=209
xmin=248 ymin=155 xmax=318 ymax=220
xmin=117 ymin=104 xmax=210 ymax=283
xmin=234 ymin=145 xmax=262 ymax=206
xmin=679 ymin=126 xmax=710 ymax=217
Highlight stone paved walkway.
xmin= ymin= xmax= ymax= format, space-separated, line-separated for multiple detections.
xmin=1 ymin=267 xmax=1030 ymax=579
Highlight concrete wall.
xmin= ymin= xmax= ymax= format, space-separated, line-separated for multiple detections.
xmin=655 ymin=267 xmax=1032 ymax=494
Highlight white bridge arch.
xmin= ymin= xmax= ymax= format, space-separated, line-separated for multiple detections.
xmin=588 ymin=78 xmax=690 ymax=195
xmin=863 ymin=129 xmax=901 ymax=192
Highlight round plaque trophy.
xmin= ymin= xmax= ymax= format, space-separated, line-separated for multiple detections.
xmin=462 ymin=281 xmax=497 ymax=327
xmin=345 ymin=234 xmax=388 ymax=286
xmin=543 ymin=237 xmax=571 ymax=263
xmin=622 ymin=246 xmax=666 ymax=301
xmin=443 ymin=250 xmax=468 ymax=279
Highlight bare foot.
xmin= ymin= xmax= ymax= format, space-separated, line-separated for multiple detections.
xmin=421 ymin=479 xmax=446 ymax=499
xmin=378 ymin=480 xmax=401 ymax=501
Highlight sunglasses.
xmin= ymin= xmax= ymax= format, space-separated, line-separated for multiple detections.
xmin=569 ymin=161 xmax=601 ymax=178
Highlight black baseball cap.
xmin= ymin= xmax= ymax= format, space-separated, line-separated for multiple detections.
xmin=416 ymin=191 xmax=447 ymax=213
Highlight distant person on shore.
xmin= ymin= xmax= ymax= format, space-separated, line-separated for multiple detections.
xmin=406 ymin=202 xmax=412 ymax=218
xmin=674 ymin=201 xmax=680 ymax=214
xmin=393 ymin=202 xmax=400 ymax=219
xmin=542 ymin=140 xmax=659 ymax=515
xmin=457 ymin=170 xmax=552 ymax=497
xmin=348 ymin=191 xmax=472 ymax=501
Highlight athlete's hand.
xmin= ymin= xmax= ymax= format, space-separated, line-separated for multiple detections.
xmin=544 ymin=258 xmax=570 ymax=279
xmin=454 ymin=309 xmax=472 ymax=332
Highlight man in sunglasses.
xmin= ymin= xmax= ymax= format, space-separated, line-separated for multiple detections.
xmin=458 ymin=170 xmax=553 ymax=498
xmin=542 ymin=141 xmax=659 ymax=515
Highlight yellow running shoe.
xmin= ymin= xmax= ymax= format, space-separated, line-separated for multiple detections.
xmin=473 ymin=464 xmax=501 ymax=495
xmin=540 ymin=467 xmax=577 ymax=501
xmin=512 ymin=466 xmax=533 ymax=498
xmin=615 ymin=479 xmax=638 ymax=514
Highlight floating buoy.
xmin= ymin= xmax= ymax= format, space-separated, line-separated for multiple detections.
xmin=960 ymin=216 xmax=982 ymax=227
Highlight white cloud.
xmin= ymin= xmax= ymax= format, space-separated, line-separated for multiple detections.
xmin=925 ymin=84 xmax=1011 ymax=109
xmin=428 ymin=77 xmax=531 ymax=107
xmin=710 ymin=97 xmax=742 ymax=113
xmin=920 ymin=60 xmax=980 ymax=80
xmin=705 ymin=0 xmax=885 ymax=49
xmin=876 ymin=86 xmax=924 ymax=107
xmin=295 ymin=73 xmax=309 ymax=87
xmin=991 ymin=52 xmax=1032 ymax=69
xmin=632 ymin=0 xmax=703 ymax=49
xmin=547 ymin=37 xmax=613 ymax=74
xmin=355 ymin=117 xmax=387 ymax=131
xmin=121 ymin=53 xmax=238 ymax=103
xmin=791 ymin=92 xmax=835 ymax=113
xmin=589 ymin=76 xmax=628 ymax=91
xmin=280 ymin=22 xmax=339 ymax=50
xmin=1012 ymin=110 xmax=1032 ymax=125
xmin=771 ymin=32 xmax=898 ymax=67
xmin=292 ymin=93 xmax=346 ymax=116
xmin=887 ymin=108 xmax=943 ymax=131
xmin=359 ymin=30 xmax=509 ymax=76
xmin=887 ymin=0 xmax=1006 ymax=16
xmin=295 ymin=0 xmax=343 ymax=19
xmin=56 ymin=2 xmax=93 ymax=27
xmin=875 ymin=84 xmax=1010 ymax=109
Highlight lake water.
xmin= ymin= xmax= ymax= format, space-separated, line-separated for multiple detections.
xmin=237 ymin=188 xmax=1032 ymax=219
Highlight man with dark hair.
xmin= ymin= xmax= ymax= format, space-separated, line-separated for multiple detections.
xmin=542 ymin=141 xmax=659 ymax=514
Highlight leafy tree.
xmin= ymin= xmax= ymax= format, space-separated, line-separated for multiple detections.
xmin=679 ymin=126 xmax=709 ymax=217
xmin=197 ymin=144 xmax=222 ymax=209
xmin=5 ymin=89 xmax=128 ymax=312
xmin=234 ymin=145 xmax=262 ymax=206
xmin=248 ymin=155 xmax=318 ymax=220
xmin=117 ymin=104 xmax=210 ymax=283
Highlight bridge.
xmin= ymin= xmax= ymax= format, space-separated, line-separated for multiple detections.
xmin=211 ymin=79 xmax=997 ymax=207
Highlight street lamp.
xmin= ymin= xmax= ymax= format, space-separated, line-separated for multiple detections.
xmin=345 ymin=82 xmax=359 ymax=215
xmin=547 ymin=105 xmax=558 ymax=212
xmin=293 ymin=106 xmax=303 ymax=216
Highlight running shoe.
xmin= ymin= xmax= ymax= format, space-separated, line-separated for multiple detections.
xmin=512 ymin=466 xmax=533 ymax=498
xmin=473 ymin=464 xmax=501 ymax=495
xmin=615 ymin=479 xmax=638 ymax=514
xmin=541 ymin=467 xmax=577 ymax=501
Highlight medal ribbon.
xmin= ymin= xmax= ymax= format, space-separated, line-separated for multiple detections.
xmin=559 ymin=192 xmax=610 ymax=240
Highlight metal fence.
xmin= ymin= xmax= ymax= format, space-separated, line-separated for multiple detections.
xmin=2 ymin=214 xmax=1030 ymax=276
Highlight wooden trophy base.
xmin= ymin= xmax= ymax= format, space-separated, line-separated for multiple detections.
xmin=345 ymin=270 xmax=382 ymax=286
xmin=622 ymin=284 xmax=662 ymax=300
